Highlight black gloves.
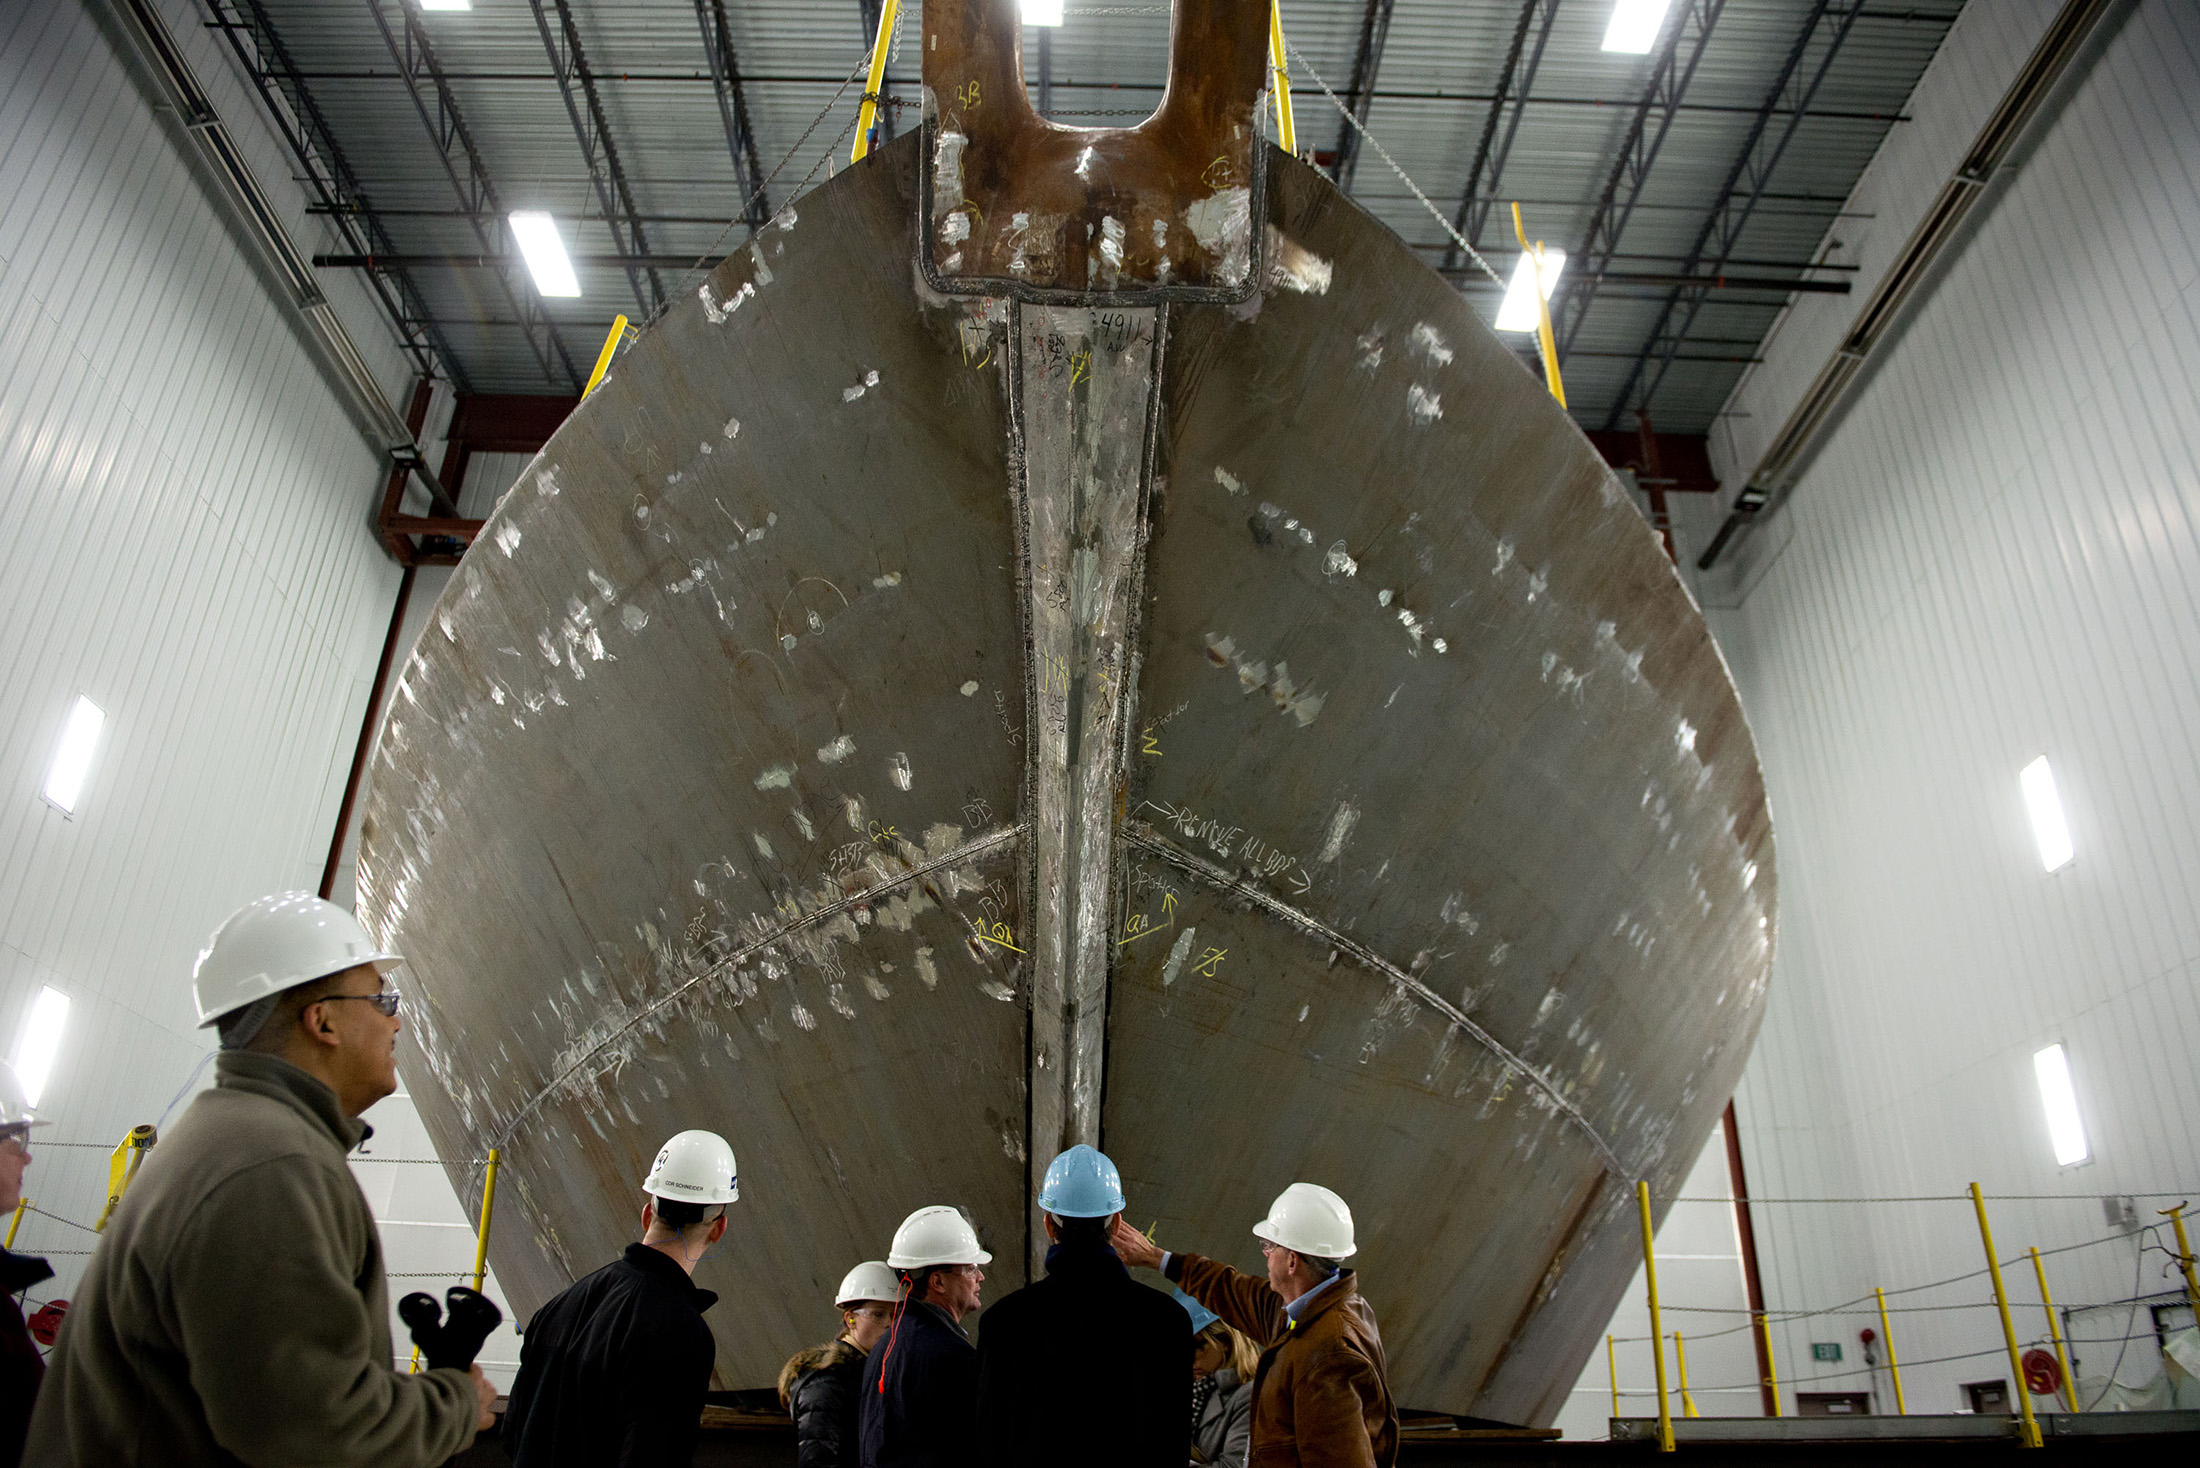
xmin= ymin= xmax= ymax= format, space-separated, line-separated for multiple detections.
xmin=399 ymin=1285 xmax=504 ymax=1371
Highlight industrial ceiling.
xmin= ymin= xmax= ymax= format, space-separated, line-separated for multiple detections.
xmin=209 ymin=0 xmax=1963 ymax=433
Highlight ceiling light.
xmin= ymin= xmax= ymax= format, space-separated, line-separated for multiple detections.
xmin=2032 ymin=1043 xmax=2088 ymax=1166
xmin=1021 ymin=0 xmax=1066 ymax=25
xmin=12 ymin=987 xmax=69 ymax=1107
xmin=418 ymin=1 xmax=472 ymax=11
xmin=508 ymin=211 xmax=581 ymax=298
xmin=43 ymin=695 xmax=105 ymax=815
xmin=2020 ymin=755 xmax=2074 ymax=872
xmin=1496 ymin=247 xmax=1566 ymax=332
xmin=1603 ymin=0 xmax=1673 ymax=54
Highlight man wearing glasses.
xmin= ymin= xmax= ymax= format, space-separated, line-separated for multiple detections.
xmin=27 ymin=892 xmax=494 ymax=1467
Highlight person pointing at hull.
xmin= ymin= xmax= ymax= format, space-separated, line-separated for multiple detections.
xmin=1115 ymin=1183 xmax=1398 ymax=1468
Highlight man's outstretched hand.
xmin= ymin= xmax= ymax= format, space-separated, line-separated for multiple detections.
xmin=1111 ymin=1216 xmax=1165 ymax=1270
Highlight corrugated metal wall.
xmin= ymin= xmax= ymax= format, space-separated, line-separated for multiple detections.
xmin=0 ymin=0 xmax=509 ymax=1374
xmin=1687 ymin=0 xmax=2200 ymax=1414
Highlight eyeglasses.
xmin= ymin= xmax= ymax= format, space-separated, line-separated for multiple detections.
xmin=844 ymin=1306 xmax=894 ymax=1322
xmin=313 ymin=988 xmax=401 ymax=1019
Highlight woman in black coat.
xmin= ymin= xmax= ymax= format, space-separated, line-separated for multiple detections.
xmin=778 ymin=1262 xmax=899 ymax=1468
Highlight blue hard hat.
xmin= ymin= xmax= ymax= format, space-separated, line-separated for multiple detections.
xmin=1036 ymin=1144 xmax=1126 ymax=1218
xmin=1174 ymin=1285 xmax=1218 ymax=1335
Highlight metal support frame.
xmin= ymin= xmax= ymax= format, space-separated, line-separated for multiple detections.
xmin=1552 ymin=0 xmax=1727 ymax=361
xmin=1601 ymin=0 xmax=1867 ymax=429
xmin=1329 ymin=0 xmax=1396 ymax=191
xmin=204 ymin=0 xmax=462 ymax=401
xmin=695 ymin=0 xmax=772 ymax=234
xmin=1445 ymin=0 xmax=1558 ymax=271
xmin=527 ymin=0 xmax=665 ymax=318
xmin=369 ymin=0 xmax=581 ymax=392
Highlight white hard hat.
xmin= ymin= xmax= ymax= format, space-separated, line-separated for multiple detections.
xmin=1253 ymin=1182 xmax=1357 ymax=1260
xmin=834 ymin=1260 xmax=902 ymax=1307
xmin=643 ymin=1129 xmax=739 ymax=1205
xmin=887 ymin=1205 xmax=993 ymax=1269
xmin=192 ymin=892 xmax=400 ymax=1027
xmin=0 ymin=1062 xmax=46 ymax=1130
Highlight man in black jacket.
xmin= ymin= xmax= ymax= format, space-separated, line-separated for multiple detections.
xmin=860 ymin=1205 xmax=992 ymax=1468
xmin=504 ymin=1130 xmax=739 ymax=1467
xmin=975 ymin=1146 xmax=1187 ymax=1466
xmin=0 ymin=1062 xmax=49 ymax=1468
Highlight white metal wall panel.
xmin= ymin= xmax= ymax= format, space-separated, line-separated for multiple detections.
xmin=1696 ymin=0 xmax=2200 ymax=1415
xmin=0 ymin=0 xmax=507 ymax=1366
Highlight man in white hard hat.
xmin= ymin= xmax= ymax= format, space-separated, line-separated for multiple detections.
xmin=25 ymin=891 xmax=495 ymax=1467
xmin=0 ymin=1061 xmax=51 ymax=1468
xmin=779 ymin=1260 xmax=901 ymax=1468
xmin=1115 ymin=1182 xmax=1398 ymax=1468
xmin=975 ymin=1145 xmax=1187 ymax=1466
xmin=503 ymin=1128 xmax=738 ymax=1467
xmin=860 ymin=1204 xmax=991 ymax=1468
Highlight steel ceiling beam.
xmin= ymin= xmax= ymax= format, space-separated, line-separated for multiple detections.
xmin=527 ymin=0 xmax=665 ymax=319
xmin=694 ymin=0 xmax=772 ymax=234
xmin=1601 ymin=0 xmax=1869 ymax=430
xmin=368 ymin=0 xmax=581 ymax=392
xmin=205 ymin=0 xmax=464 ymax=401
xmin=1330 ymin=0 xmax=1397 ymax=191
xmin=1551 ymin=0 xmax=1728 ymax=363
xmin=1443 ymin=0 xmax=1559 ymax=271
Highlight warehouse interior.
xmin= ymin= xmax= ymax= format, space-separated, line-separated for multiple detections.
xmin=2 ymin=0 xmax=2197 ymax=1459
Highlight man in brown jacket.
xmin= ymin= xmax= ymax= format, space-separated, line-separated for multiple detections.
xmin=1115 ymin=1182 xmax=1397 ymax=1468
xmin=25 ymin=893 xmax=493 ymax=1465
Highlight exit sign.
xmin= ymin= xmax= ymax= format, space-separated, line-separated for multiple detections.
xmin=1811 ymin=1343 xmax=1843 ymax=1362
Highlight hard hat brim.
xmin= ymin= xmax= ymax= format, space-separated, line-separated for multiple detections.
xmin=192 ymin=951 xmax=403 ymax=1027
xmin=1252 ymin=1221 xmax=1357 ymax=1259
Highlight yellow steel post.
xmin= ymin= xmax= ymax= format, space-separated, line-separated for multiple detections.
xmin=1636 ymin=1181 xmax=1675 ymax=1452
xmin=1511 ymin=203 xmax=1567 ymax=409
xmin=1758 ymin=1311 xmax=1782 ymax=1417
xmin=1607 ymin=1335 xmax=1620 ymax=1420
xmin=95 ymin=1124 xmax=157 ymax=1233
xmin=1674 ymin=1332 xmax=1699 ymax=1417
xmin=2163 ymin=1205 xmax=2200 ymax=1319
xmin=470 ymin=1148 xmax=502 ymax=1291
xmin=583 ymin=314 xmax=630 ymax=398
xmin=3 ymin=1200 xmax=26 ymax=1250
xmin=1971 ymin=1183 xmax=2042 ymax=1448
xmin=1875 ymin=1287 xmax=1907 ymax=1415
xmin=851 ymin=0 xmax=902 ymax=165
xmin=1268 ymin=2 xmax=1296 ymax=156
xmin=2028 ymin=1248 xmax=2075 ymax=1412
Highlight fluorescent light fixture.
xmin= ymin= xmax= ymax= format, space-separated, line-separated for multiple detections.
xmin=1603 ymin=0 xmax=1674 ymax=53
xmin=2020 ymin=755 xmax=2074 ymax=872
xmin=42 ymin=695 xmax=105 ymax=815
xmin=1021 ymin=0 xmax=1066 ymax=25
xmin=418 ymin=1 xmax=472 ymax=11
xmin=1496 ymin=247 xmax=1567 ymax=332
xmin=12 ymin=987 xmax=69 ymax=1107
xmin=2033 ymin=1043 xmax=2088 ymax=1166
xmin=508 ymin=211 xmax=581 ymax=298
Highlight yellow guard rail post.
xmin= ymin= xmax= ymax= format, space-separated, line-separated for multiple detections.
xmin=1511 ymin=203 xmax=1567 ymax=408
xmin=95 ymin=1124 xmax=157 ymax=1232
xmin=1874 ymin=1286 xmax=1906 ymax=1414
xmin=851 ymin=0 xmax=902 ymax=166
xmin=1674 ymin=1331 xmax=1699 ymax=1417
xmin=1607 ymin=1335 xmax=1620 ymax=1420
xmin=2164 ymin=1204 xmax=2200 ymax=1319
xmin=583 ymin=314 xmax=632 ymax=399
xmin=470 ymin=1148 xmax=502 ymax=1291
xmin=3 ymin=1199 xmax=27 ymax=1250
xmin=1268 ymin=2 xmax=1296 ymax=155
xmin=1636 ymin=1181 xmax=1675 ymax=1451
xmin=1971 ymin=1183 xmax=2042 ymax=1448
xmin=1758 ymin=1311 xmax=1782 ymax=1417
xmin=2029 ymin=1247 xmax=2075 ymax=1412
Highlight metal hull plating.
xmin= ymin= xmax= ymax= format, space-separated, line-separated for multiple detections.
xmin=357 ymin=133 xmax=1773 ymax=1421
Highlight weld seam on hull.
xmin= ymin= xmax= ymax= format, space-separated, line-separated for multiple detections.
xmin=487 ymin=822 xmax=1029 ymax=1152
xmin=1121 ymin=823 xmax=1627 ymax=1178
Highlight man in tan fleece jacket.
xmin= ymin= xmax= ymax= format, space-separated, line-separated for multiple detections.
xmin=26 ymin=893 xmax=492 ymax=1466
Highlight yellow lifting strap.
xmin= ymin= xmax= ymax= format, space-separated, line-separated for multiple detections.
xmin=1270 ymin=2 xmax=1296 ymax=156
xmin=1512 ymin=202 xmax=1567 ymax=409
xmin=851 ymin=0 xmax=903 ymax=166
xmin=95 ymin=1124 xmax=157 ymax=1233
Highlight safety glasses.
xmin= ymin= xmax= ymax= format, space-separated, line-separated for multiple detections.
xmin=315 ymin=988 xmax=401 ymax=1019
